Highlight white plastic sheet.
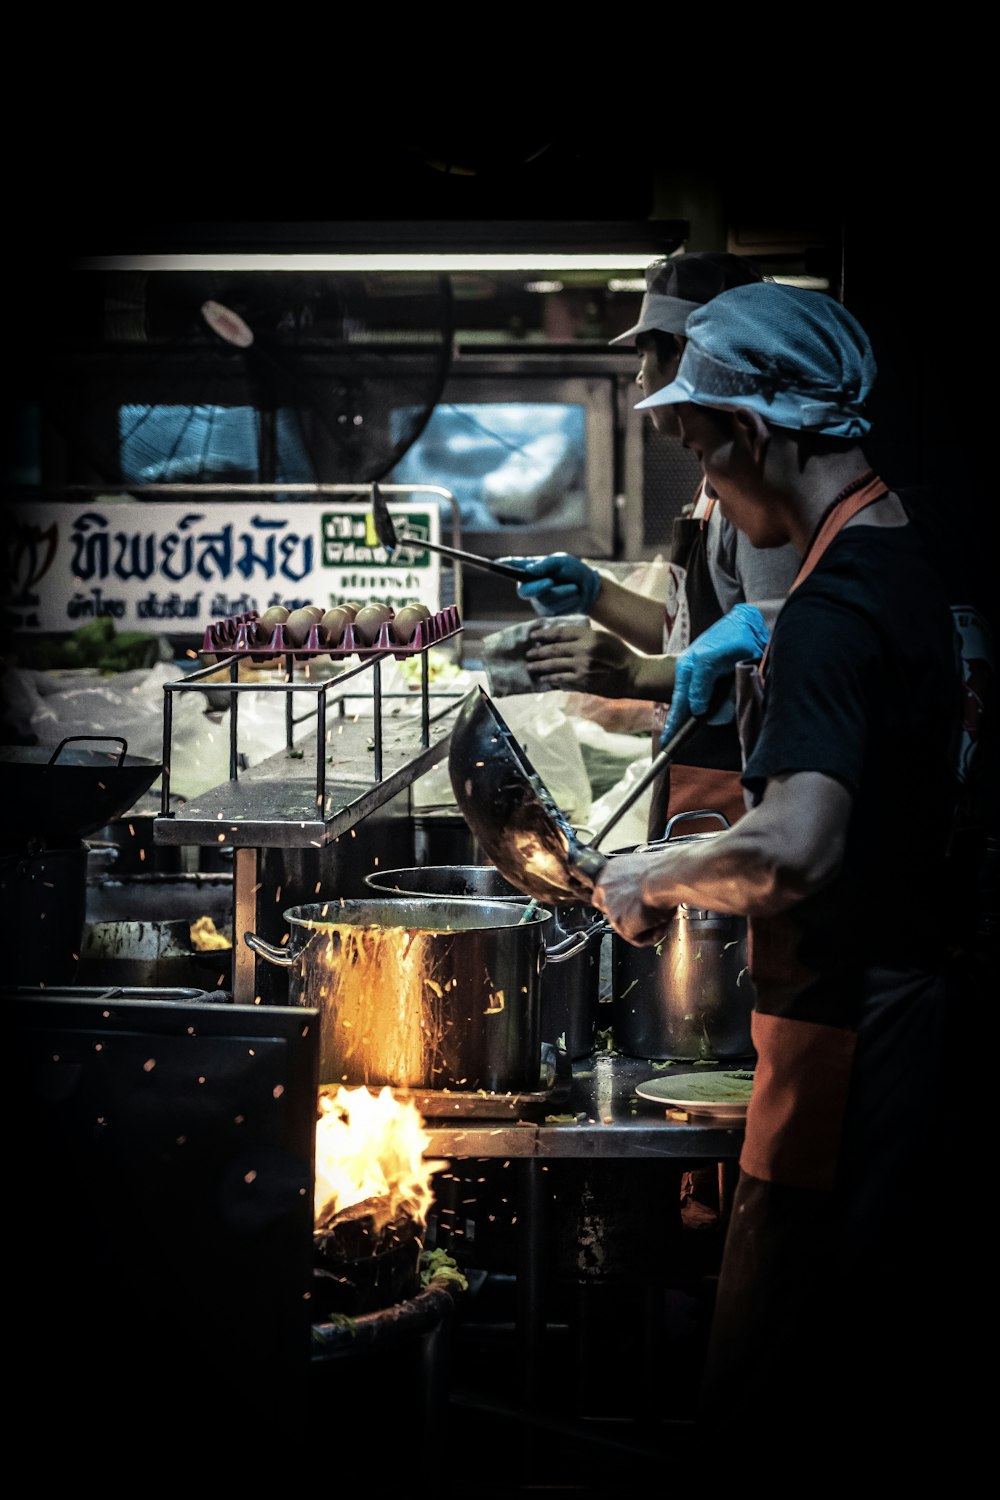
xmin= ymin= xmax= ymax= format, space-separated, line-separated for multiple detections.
xmin=2 ymin=663 xmax=330 ymax=800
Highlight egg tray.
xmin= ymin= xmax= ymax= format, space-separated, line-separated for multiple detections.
xmin=201 ymin=604 xmax=462 ymax=662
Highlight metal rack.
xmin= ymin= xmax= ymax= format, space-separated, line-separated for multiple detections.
xmin=158 ymin=606 xmax=463 ymax=814
xmin=154 ymin=614 xmax=472 ymax=1003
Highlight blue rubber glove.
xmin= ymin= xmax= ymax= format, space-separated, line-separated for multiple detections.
xmin=497 ymin=553 xmax=602 ymax=618
xmin=660 ymin=603 xmax=770 ymax=747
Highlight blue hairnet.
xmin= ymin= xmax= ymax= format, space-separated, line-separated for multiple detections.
xmin=635 ymin=283 xmax=877 ymax=438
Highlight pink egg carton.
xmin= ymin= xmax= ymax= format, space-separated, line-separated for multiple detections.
xmin=201 ymin=605 xmax=462 ymax=662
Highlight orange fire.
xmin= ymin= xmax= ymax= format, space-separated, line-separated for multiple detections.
xmin=313 ymin=1085 xmax=435 ymax=1236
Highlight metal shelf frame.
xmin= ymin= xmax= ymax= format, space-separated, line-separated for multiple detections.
xmin=158 ymin=635 xmax=459 ymax=817
xmin=154 ymin=622 xmax=471 ymax=1005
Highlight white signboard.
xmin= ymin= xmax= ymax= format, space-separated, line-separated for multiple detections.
xmin=5 ymin=497 xmax=442 ymax=634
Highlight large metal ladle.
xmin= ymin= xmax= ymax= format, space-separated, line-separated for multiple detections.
xmin=447 ymin=687 xmax=707 ymax=904
xmin=367 ymin=482 xmax=527 ymax=581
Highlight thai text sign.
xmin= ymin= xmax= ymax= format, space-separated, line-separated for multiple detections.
xmin=5 ymin=498 xmax=442 ymax=633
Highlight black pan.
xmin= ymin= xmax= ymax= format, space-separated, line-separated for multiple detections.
xmin=0 ymin=736 xmax=162 ymax=846
xmin=447 ymin=688 xmax=707 ymax=904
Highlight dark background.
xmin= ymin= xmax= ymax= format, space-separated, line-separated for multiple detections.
xmin=10 ymin=104 xmax=982 ymax=489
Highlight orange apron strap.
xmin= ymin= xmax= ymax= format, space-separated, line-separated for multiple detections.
xmin=790 ymin=473 xmax=888 ymax=593
xmin=740 ymin=1010 xmax=857 ymax=1190
xmin=758 ymin=471 xmax=888 ymax=679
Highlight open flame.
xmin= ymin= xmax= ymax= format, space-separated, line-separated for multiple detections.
xmin=313 ymin=1085 xmax=435 ymax=1239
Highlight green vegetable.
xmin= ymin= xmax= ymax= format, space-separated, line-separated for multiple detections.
xmin=40 ymin=619 xmax=160 ymax=672
xmin=420 ymin=1248 xmax=469 ymax=1293
xmin=73 ymin=617 xmax=116 ymax=647
xmin=398 ymin=649 xmax=461 ymax=688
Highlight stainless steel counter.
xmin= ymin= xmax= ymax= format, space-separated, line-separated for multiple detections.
xmin=424 ymin=1052 xmax=745 ymax=1160
xmin=422 ymin=1050 xmax=745 ymax=1426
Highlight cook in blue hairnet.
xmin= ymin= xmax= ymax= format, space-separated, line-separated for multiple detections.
xmin=591 ymin=281 xmax=969 ymax=1464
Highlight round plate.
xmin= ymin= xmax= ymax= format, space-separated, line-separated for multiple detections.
xmin=635 ymin=1070 xmax=755 ymax=1120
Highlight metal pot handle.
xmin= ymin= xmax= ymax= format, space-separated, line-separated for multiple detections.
xmin=244 ymin=932 xmax=295 ymax=968
xmin=544 ymin=920 xmax=609 ymax=964
xmin=639 ymin=808 xmax=733 ymax=853
xmin=662 ymin=807 xmax=731 ymax=839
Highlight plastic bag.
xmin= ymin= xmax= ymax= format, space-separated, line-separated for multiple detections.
xmin=411 ymin=680 xmax=592 ymax=822
xmin=3 ymin=663 xmax=324 ymax=801
xmin=583 ymin=751 xmax=655 ymax=852
xmin=594 ymin=555 xmax=673 ymax=606
xmin=5 ymin=664 xmax=232 ymax=799
xmin=573 ymin=715 xmax=652 ymax=801
xmin=490 ymin=691 xmax=593 ymax=823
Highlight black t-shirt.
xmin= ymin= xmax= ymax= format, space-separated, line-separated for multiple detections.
xmin=742 ymin=520 xmax=962 ymax=978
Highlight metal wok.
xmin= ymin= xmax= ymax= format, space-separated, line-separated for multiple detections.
xmin=0 ymin=736 xmax=162 ymax=846
xmin=447 ymin=687 xmax=703 ymax=904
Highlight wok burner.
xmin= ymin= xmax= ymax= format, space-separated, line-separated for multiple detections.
xmin=313 ymin=1200 xmax=423 ymax=1317
xmin=308 ymin=1198 xmax=459 ymax=1462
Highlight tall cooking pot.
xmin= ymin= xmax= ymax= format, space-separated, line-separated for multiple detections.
xmin=364 ymin=865 xmax=605 ymax=1060
xmin=244 ymin=897 xmax=590 ymax=1093
xmin=609 ymin=811 xmax=756 ymax=1063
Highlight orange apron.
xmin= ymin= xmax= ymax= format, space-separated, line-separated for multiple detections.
xmin=699 ymin=472 xmax=964 ymax=1456
xmin=737 ymin=471 xmax=888 ymax=1188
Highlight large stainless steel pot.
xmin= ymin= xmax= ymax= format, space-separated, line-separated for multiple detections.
xmin=364 ymin=865 xmax=606 ymax=1060
xmin=244 ymin=897 xmax=590 ymax=1092
xmin=609 ymin=812 xmax=756 ymax=1063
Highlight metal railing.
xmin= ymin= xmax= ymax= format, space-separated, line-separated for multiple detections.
xmin=158 ymin=612 xmax=463 ymax=818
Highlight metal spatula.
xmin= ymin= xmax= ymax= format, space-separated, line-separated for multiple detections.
xmin=366 ymin=482 xmax=528 ymax=581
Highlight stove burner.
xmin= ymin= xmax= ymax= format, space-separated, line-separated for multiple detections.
xmin=313 ymin=1198 xmax=423 ymax=1317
